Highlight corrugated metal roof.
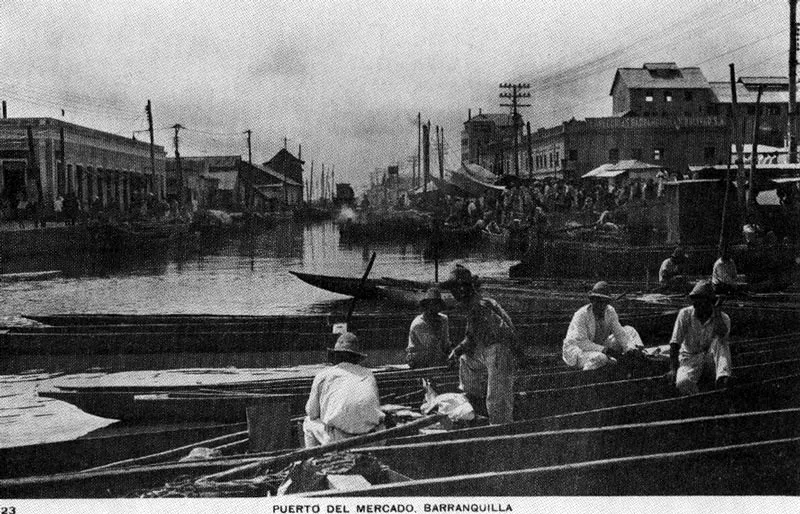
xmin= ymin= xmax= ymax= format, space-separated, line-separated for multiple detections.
xmin=709 ymin=82 xmax=789 ymax=103
xmin=611 ymin=64 xmax=709 ymax=94
xmin=739 ymin=76 xmax=788 ymax=90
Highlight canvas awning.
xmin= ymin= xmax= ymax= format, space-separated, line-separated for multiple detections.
xmin=582 ymin=159 xmax=663 ymax=179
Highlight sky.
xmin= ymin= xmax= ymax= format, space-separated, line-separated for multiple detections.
xmin=0 ymin=0 xmax=789 ymax=193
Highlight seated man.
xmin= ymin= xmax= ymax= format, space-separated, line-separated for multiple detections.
xmin=659 ymin=248 xmax=689 ymax=291
xmin=668 ymin=280 xmax=731 ymax=396
xmin=563 ymin=281 xmax=643 ymax=370
xmin=711 ymin=249 xmax=742 ymax=295
xmin=303 ymin=332 xmax=385 ymax=447
xmin=406 ymin=287 xmax=450 ymax=369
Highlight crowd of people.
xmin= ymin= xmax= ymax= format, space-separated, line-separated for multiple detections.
xmin=301 ymin=262 xmax=740 ymax=448
xmin=439 ymin=176 xmax=668 ymax=232
xmin=0 ymin=190 xmax=187 ymax=228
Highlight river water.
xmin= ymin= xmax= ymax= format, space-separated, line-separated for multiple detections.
xmin=0 ymin=221 xmax=519 ymax=449
xmin=0 ymin=221 xmax=517 ymax=317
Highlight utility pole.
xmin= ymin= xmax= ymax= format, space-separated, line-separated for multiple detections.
xmin=173 ymin=124 xmax=184 ymax=208
xmin=499 ymin=83 xmax=531 ymax=176
xmin=321 ymin=163 xmax=325 ymax=203
xmin=244 ymin=129 xmax=252 ymax=165
xmin=789 ymin=0 xmax=798 ymax=163
xmin=146 ymin=100 xmax=156 ymax=195
xmin=331 ymin=165 xmax=335 ymax=202
xmin=283 ymin=137 xmax=287 ymax=150
xmin=729 ymin=64 xmax=746 ymax=206
xmin=423 ymin=121 xmax=430 ymax=194
xmin=526 ymin=121 xmax=534 ymax=178
xmin=309 ymin=161 xmax=314 ymax=203
xmin=750 ymin=85 xmax=764 ymax=211
xmin=417 ymin=113 xmax=422 ymax=192
xmin=438 ymin=126 xmax=445 ymax=179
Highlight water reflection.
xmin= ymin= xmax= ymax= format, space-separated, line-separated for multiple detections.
xmin=0 ymin=221 xmax=515 ymax=317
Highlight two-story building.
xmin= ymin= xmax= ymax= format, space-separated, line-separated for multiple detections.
xmin=0 ymin=117 xmax=166 ymax=212
xmin=461 ymin=110 xmax=522 ymax=175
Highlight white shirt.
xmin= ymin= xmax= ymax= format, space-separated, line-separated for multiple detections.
xmin=711 ymin=258 xmax=738 ymax=286
xmin=670 ymin=306 xmax=730 ymax=356
xmin=406 ymin=313 xmax=450 ymax=368
xmin=305 ymin=362 xmax=384 ymax=435
xmin=659 ymin=257 xmax=680 ymax=283
xmin=563 ymin=304 xmax=633 ymax=366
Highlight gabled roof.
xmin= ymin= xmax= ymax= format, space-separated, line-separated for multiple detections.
xmin=610 ymin=64 xmax=710 ymax=94
xmin=738 ymin=76 xmax=788 ymax=90
xmin=466 ymin=113 xmax=515 ymax=127
xmin=709 ymin=81 xmax=788 ymax=104
xmin=265 ymin=148 xmax=305 ymax=166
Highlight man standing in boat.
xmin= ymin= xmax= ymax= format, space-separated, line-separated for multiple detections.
xmin=303 ymin=332 xmax=385 ymax=447
xmin=667 ymin=280 xmax=731 ymax=395
xmin=446 ymin=264 xmax=517 ymax=424
xmin=406 ymin=287 xmax=451 ymax=369
xmin=562 ymin=281 xmax=644 ymax=370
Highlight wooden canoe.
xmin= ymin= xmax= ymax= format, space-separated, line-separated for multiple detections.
xmin=4 ymin=372 xmax=800 ymax=498
xmin=0 ymin=270 xmax=62 ymax=282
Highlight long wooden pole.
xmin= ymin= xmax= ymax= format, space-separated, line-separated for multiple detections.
xmin=346 ymin=251 xmax=376 ymax=323
xmin=197 ymin=414 xmax=443 ymax=484
xmin=789 ymin=0 xmax=798 ymax=164
xmin=749 ymin=85 xmax=764 ymax=214
xmin=423 ymin=122 xmax=430 ymax=194
xmin=526 ymin=121 xmax=534 ymax=178
xmin=729 ymin=64 xmax=746 ymax=207
xmin=417 ymin=113 xmax=422 ymax=190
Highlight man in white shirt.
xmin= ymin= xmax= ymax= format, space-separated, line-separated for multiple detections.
xmin=667 ymin=280 xmax=731 ymax=395
xmin=406 ymin=287 xmax=450 ymax=369
xmin=711 ymin=249 xmax=741 ymax=295
xmin=303 ymin=332 xmax=385 ymax=447
xmin=563 ymin=281 xmax=644 ymax=370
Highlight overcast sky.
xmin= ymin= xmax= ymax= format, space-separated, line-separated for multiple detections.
xmin=0 ymin=0 xmax=788 ymax=191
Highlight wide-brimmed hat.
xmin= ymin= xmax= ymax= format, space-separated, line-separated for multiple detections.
xmin=420 ymin=287 xmax=444 ymax=308
xmin=671 ymin=247 xmax=687 ymax=260
xmin=588 ymin=281 xmax=613 ymax=301
xmin=688 ymin=280 xmax=716 ymax=301
xmin=327 ymin=332 xmax=367 ymax=358
xmin=443 ymin=264 xmax=478 ymax=290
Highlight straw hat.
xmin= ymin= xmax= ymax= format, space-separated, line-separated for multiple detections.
xmin=419 ymin=287 xmax=444 ymax=308
xmin=588 ymin=281 xmax=612 ymax=301
xmin=688 ymin=280 xmax=716 ymax=301
xmin=328 ymin=332 xmax=367 ymax=358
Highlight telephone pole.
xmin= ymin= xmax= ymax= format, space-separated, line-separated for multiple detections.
xmin=422 ymin=121 xmax=430 ymax=194
xmin=244 ymin=129 xmax=252 ymax=165
xmin=172 ymin=124 xmax=184 ymax=208
xmin=789 ymin=0 xmax=798 ymax=163
xmin=417 ymin=113 xmax=422 ymax=190
xmin=499 ymin=83 xmax=531 ymax=176
xmin=146 ymin=100 xmax=156 ymax=195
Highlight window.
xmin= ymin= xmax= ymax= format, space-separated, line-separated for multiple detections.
xmin=685 ymin=91 xmax=693 ymax=101
xmin=704 ymin=147 xmax=716 ymax=161
xmin=664 ymin=91 xmax=673 ymax=102
xmin=555 ymin=151 xmax=560 ymax=168
xmin=747 ymin=105 xmax=756 ymax=115
xmin=768 ymin=105 xmax=781 ymax=115
xmin=568 ymin=149 xmax=578 ymax=161
xmin=549 ymin=153 xmax=553 ymax=167
xmin=707 ymin=104 xmax=718 ymax=115
xmin=609 ymin=148 xmax=619 ymax=162
xmin=645 ymin=90 xmax=654 ymax=102
xmin=632 ymin=148 xmax=643 ymax=160
xmin=653 ymin=148 xmax=664 ymax=161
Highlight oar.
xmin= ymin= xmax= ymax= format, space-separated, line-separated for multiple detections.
xmin=195 ymin=413 xmax=444 ymax=484
xmin=346 ymin=251 xmax=377 ymax=325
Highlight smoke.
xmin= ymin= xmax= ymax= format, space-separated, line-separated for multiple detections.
xmin=336 ymin=207 xmax=357 ymax=223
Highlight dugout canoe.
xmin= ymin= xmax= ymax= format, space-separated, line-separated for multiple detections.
xmin=4 ymin=370 xmax=800 ymax=499
xmin=0 ymin=270 xmax=62 ymax=282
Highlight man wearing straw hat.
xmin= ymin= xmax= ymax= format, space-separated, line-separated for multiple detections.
xmin=406 ymin=287 xmax=451 ymax=369
xmin=302 ymin=332 xmax=385 ymax=447
xmin=563 ymin=281 xmax=644 ymax=371
xmin=446 ymin=264 xmax=517 ymax=424
xmin=667 ymin=280 xmax=732 ymax=395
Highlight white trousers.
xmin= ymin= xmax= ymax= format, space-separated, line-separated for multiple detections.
xmin=302 ymin=417 xmax=384 ymax=448
xmin=458 ymin=343 xmax=516 ymax=425
xmin=675 ymin=338 xmax=732 ymax=396
xmin=575 ymin=326 xmax=642 ymax=371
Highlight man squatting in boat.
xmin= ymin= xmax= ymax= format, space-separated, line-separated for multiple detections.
xmin=667 ymin=280 xmax=732 ymax=395
xmin=405 ymin=286 xmax=451 ymax=369
xmin=562 ymin=281 xmax=645 ymax=371
xmin=659 ymin=247 xmax=689 ymax=292
xmin=303 ymin=332 xmax=385 ymax=447
xmin=445 ymin=264 xmax=518 ymax=425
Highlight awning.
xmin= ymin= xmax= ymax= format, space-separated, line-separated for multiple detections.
xmin=583 ymin=159 xmax=663 ymax=179
xmin=771 ymin=177 xmax=800 ymax=184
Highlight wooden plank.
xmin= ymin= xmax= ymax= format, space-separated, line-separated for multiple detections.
xmin=312 ymin=437 xmax=800 ymax=496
